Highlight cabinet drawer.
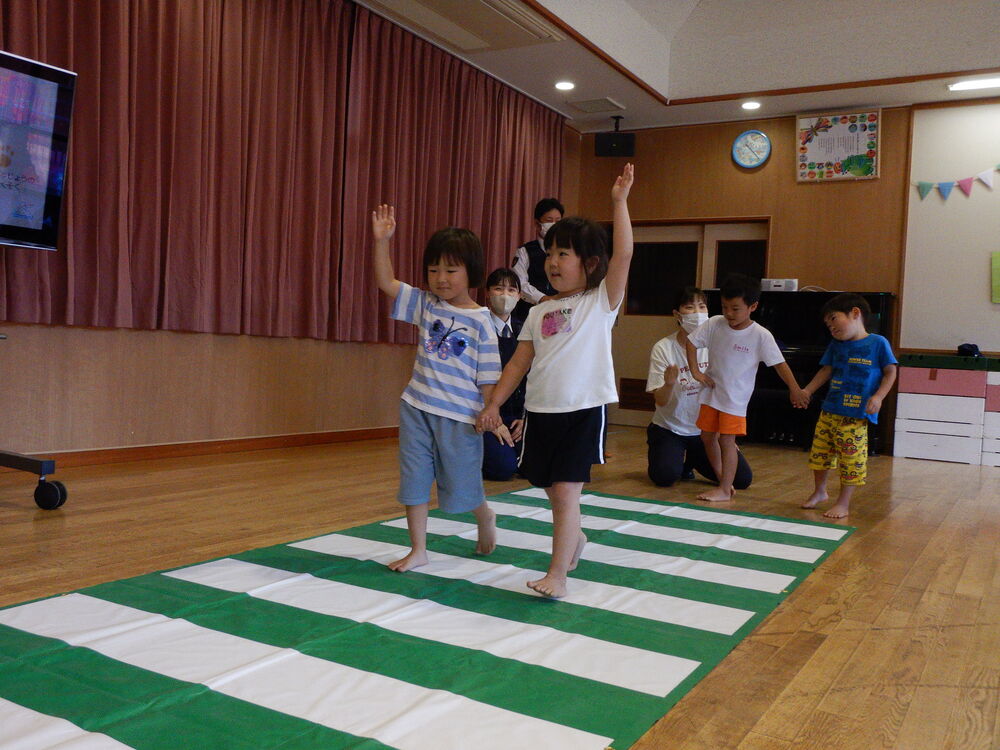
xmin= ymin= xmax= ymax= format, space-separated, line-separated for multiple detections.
xmin=983 ymin=453 xmax=1000 ymax=467
xmin=893 ymin=431 xmax=982 ymax=464
xmin=895 ymin=393 xmax=984 ymax=424
xmin=986 ymin=413 xmax=1000 ymax=439
xmin=987 ymin=385 xmax=1000 ymax=413
xmin=898 ymin=366 xmax=987 ymax=397
xmin=983 ymin=437 xmax=1000 ymax=454
xmin=989 ymin=372 xmax=1000 ymax=386
xmin=895 ymin=418 xmax=982 ymax=439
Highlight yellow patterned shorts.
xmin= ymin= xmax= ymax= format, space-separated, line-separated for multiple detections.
xmin=808 ymin=410 xmax=868 ymax=485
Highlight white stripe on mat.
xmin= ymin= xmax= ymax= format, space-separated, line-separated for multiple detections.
xmin=488 ymin=501 xmax=823 ymax=564
xmin=166 ymin=558 xmax=696 ymax=696
xmin=0 ymin=697 xmax=133 ymax=750
xmin=292 ymin=534 xmax=754 ymax=635
xmin=512 ymin=489 xmax=849 ymax=541
xmin=0 ymin=595 xmax=611 ymax=750
xmin=382 ymin=517 xmax=795 ymax=594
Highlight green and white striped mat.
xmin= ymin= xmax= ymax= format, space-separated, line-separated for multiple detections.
xmin=0 ymin=488 xmax=852 ymax=749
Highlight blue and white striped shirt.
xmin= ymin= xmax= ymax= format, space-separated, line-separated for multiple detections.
xmin=392 ymin=283 xmax=501 ymax=424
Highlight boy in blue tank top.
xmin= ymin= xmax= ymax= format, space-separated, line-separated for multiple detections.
xmin=800 ymin=293 xmax=897 ymax=518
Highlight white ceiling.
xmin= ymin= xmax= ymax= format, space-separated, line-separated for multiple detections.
xmin=355 ymin=0 xmax=1000 ymax=132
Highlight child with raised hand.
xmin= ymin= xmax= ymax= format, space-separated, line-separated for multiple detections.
xmin=685 ymin=274 xmax=808 ymax=502
xmin=800 ymin=293 xmax=897 ymax=518
xmin=477 ymin=163 xmax=635 ymax=599
xmin=372 ymin=205 xmax=511 ymax=572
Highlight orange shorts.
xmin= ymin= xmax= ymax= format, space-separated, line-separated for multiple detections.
xmin=696 ymin=404 xmax=747 ymax=436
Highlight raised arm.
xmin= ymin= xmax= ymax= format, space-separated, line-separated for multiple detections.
xmin=372 ymin=204 xmax=401 ymax=299
xmin=604 ymin=163 xmax=634 ymax=310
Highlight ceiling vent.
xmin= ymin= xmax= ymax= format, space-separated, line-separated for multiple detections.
xmin=478 ymin=0 xmax=564 ymax=42
xmin=569 ymin=97 xmax=626 ymax=114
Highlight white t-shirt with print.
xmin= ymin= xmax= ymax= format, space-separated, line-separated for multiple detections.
xmin=645 ymin=332 xmax=709 ymax=436
xmin=519 ymin=279 xmax=620 ymax=413
xmin=687 ymin=315 xmax=784 ymax=417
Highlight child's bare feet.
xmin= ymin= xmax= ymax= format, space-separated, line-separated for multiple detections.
xmin=527 ymin=574 xmax=568 ymax=598
xmin=475 ymin=505 xmax=497 ymax=555
xmin=801 ymin=489 xmax=829 ymax=509
xmin=568 ymin=532 xmax=587 ymax=572
xmin=387 ymin=550 xmax=428 ymax=572
xmin=823 ymin=502 xmax=850 ymax=519
xmin=697 ymin=487 xmax=733 ymax=502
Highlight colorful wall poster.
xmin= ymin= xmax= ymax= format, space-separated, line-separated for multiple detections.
xmin=797 ymin=110 xmax=880 ymax=182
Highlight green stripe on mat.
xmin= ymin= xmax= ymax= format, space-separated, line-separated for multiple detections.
xmin=338 ymin=520 xmax=787 ymax=615
xmin=235 ymin=543 xmax=742 ymax=659
xmin=491 ymin=490 xmax=847 ymax=554
xmin=0 ymin=490 xmax=854 ymax=750
xmin=82 ymin=573 xmax=667 ymax=746
xmin=0 ymin=625 xmax=390 ymax=750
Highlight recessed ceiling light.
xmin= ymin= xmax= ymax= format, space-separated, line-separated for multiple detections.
xmin=947 ymin=77 xmax=1000 ymax=91
xmin=741 ymin=101 xmax=761 ymax=110
xmin=555 ymin=81 xmax=575 ymax=91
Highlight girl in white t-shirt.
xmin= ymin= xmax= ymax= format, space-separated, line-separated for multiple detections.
xmin=477 ymin=164 xmax=634 ymax=598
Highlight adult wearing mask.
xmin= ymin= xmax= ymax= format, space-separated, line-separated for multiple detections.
xmin=511 ymin=197 xmax=563 ymax=320
xmin=646 ymin=287 xmax=753 ymax=488
xmin=482 ymin=268 xmax=527 ymax=480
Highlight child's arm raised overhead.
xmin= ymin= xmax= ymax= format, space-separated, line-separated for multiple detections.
xmin=372 ymin=204 xmax=401 ymax=299
xmin=604 ymin=163 xmax=634 ymax=310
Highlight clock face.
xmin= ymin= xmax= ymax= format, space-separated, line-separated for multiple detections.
xmin=732 ymin=130 xmax=771 ymax=168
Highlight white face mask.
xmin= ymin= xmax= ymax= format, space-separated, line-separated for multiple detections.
xmin=679 ymin=311 xmax=708 ymax=333
xmin=539 ymin=221 xmax=555 ymax=238
xmin=490 ymin=293 xmax=519 ymax=316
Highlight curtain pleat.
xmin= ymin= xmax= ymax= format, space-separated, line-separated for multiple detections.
xmin=0 ymin=0 xmax=563 ymax=343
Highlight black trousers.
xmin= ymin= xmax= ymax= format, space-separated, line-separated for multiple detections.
xmin=646 ymin=423 xmax=753 ymax=489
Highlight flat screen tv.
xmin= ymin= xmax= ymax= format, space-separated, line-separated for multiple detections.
xmin=0 ymin=49 xmax=75 ymax=251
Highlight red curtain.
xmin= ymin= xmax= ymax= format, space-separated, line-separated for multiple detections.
xmin=338 ymin=7 xmax=564 ymax=343
xmin=0 ymin=0 xmax=563 ymax=342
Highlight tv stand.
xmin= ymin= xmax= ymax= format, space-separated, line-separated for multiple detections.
xmin=0 ymin=333 xmax=68 ymax=509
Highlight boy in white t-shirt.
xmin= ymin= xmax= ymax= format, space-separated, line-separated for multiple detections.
xmin=685 ymin=274 xmax=808 ymax=502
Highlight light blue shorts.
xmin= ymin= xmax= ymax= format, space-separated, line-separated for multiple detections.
xmin=398 ymin=400 xmax=485 ymax=513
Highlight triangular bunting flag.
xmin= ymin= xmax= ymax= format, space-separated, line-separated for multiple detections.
xmin=937 ymin=181 xmax=955 ymax=200
xmin=957 ymin=177 xmax=975 ymax=196
xmin=978 ymin=169 xmax=994 ymax=189
xmin=917 ymin=181 xmax=935 ymax=200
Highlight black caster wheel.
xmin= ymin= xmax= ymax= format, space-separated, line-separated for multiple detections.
xmin=35 ymin=480 xmax=67 ymax=510
xmin=52 ymin=480 xmax=68 ymax=508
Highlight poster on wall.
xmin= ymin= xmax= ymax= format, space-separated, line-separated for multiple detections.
xmin=796 ymin=110 xmax=880 ymax=182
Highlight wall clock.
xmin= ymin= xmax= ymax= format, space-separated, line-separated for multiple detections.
xmin=732 ymin=129 xmax=771 ymax=168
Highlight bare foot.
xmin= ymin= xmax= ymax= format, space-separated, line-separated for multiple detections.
xmin=568 ymin=532 xmax=587 ymax=572
xmin=823 ymin=503 xmax=850 ymax=519
xmin=527 ymin=574 xmax=567 ymax=598
xmin=697 ymin=487 xmax=733 ymax=502
xmin=387 ymin=550 xmax=428 ymax=572
xmin=475 ymin=507 xmax=497 ymax=555
xmin=801 ymin=489 xmax=829 ymax=509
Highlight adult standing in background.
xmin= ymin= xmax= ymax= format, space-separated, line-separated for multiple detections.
xmin=511 ymin=198 xmax=563 ymax=319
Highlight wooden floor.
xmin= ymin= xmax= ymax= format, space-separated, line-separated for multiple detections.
xmin=2 ymin=425 xmax=999 ymax=749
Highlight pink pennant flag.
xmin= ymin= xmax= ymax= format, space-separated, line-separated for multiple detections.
xmin=977 ymin=169 xmax=994 ymax=189
xmin=957 ymin=177 xmax=975 ymax=196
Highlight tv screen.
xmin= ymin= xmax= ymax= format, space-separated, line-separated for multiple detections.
xmin=0 ymin=49 xmax=75 ymax=251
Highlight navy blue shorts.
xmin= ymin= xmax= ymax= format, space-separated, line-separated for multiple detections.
xmin=517 ymin=406 xmax=606 ymax=488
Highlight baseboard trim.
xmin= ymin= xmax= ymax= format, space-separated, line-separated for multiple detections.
xmin=4 ymin=428 xmax=399 ymax=471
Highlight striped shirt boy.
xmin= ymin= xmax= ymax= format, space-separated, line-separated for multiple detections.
xmin=392 ymin=282 xmax=501 ymax=424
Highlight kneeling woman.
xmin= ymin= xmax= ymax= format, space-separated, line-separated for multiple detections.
xmin=645 ymin=286 xmax=752 ymax=488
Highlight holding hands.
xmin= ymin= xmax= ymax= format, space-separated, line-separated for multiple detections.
xmin=791 ymin=387 xmax=811 ymax=409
